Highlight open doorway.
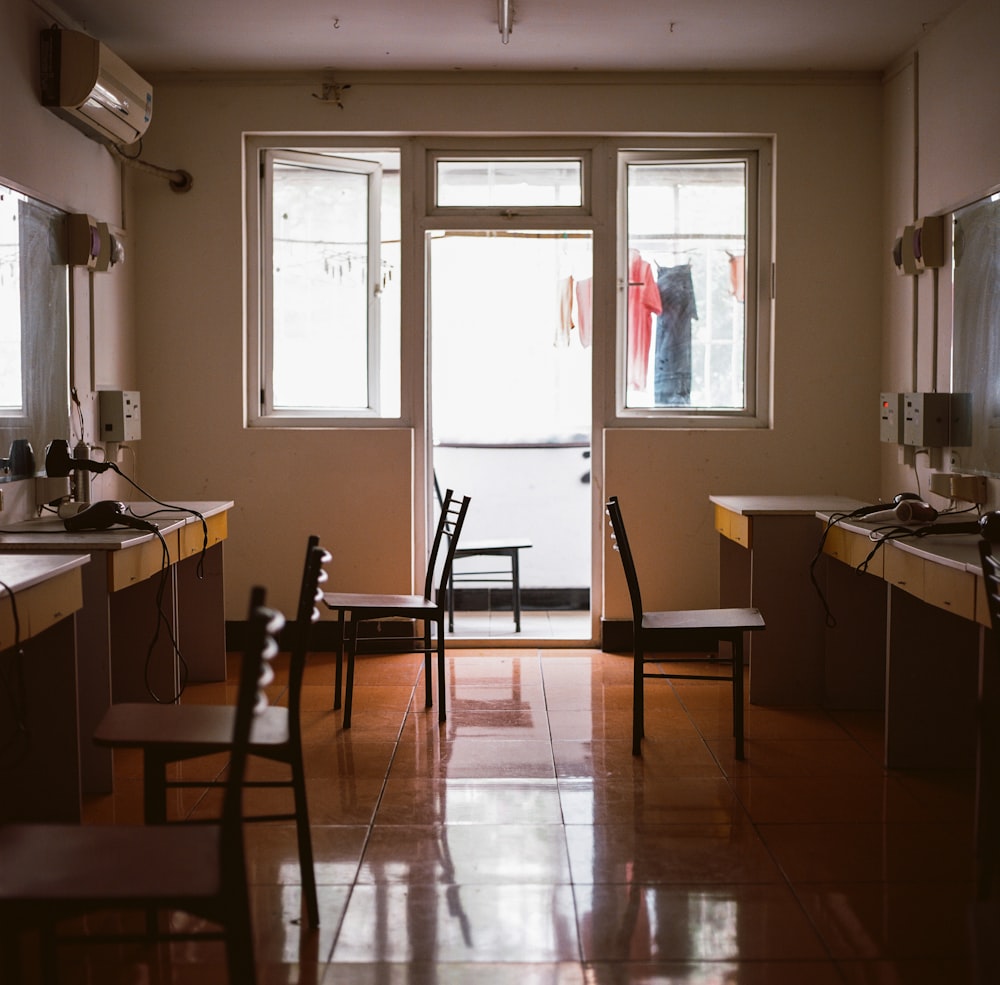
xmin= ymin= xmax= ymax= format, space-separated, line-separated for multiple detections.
xmin=428 ymin=229 xmax=593 ymax=642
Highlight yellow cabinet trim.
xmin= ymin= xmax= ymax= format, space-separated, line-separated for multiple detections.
xmin=109 ymin=532 xmax=180 ymax=592
xmin=179 ymin=511 xmax=227 ymax=560
xmin=884 ymin=548 xmax=924 ymax=599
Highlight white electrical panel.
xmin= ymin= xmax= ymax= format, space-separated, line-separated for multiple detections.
xmin=879 ymin=392 xmax=903 ymax=443
xmin=98 ymin=390 xmax=141 ymax=442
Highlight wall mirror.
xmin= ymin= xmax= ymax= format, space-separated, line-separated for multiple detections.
xmin=0 ymin=179 xmax=70 ymax=482
xmin=952 ymin=191 xmax=1000 ymax=477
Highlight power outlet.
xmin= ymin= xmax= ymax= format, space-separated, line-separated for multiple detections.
xmin=928 ymin=472 xmax=953 ymax=497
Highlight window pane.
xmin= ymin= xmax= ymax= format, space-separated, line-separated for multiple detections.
xmin=625 ymin=161 xmax=747 ymax=410
xmin=271 ymin=161 xmax=372 ymax=410
xmin=437 ymin=159 xmax=582 ymax=207
xmin=0 ymin=192 xmax=23 ymax=411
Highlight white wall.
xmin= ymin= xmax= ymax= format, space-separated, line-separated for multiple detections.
xmin=881 ymin=0 xmax=1000 ymax=507
xmin=129 ymin=72 xmax=883 ymax=623
xmin=1 ymin=0 xmax=138 ymax=516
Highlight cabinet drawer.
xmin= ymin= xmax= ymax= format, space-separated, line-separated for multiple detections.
xmin=714 ymin=506 xmax=751 ymax=548
xmin=180 ymin=511 xmax=227 ymax=560
xmin=23 ymin=569 xmax=84 ymax=638
xmin=924 ymin=563 xmax=976 ymax=620
xmin=1 ymin=570 xmax=83 ymax=649
xmin=109 ymin=532 xmax=179 ymax=592
xmin=884 ymin=548 xmax=924 ymax=598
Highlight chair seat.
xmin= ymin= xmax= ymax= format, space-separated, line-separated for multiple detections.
xmin=456 ymin=539 xmax=532 ymax=555
xmin=643 ymin=607 xmax=765 ymax=633
xmin=322 ymin=591 xmax=437 ymax=616
xmin=0 ymin=824 xmax=222 ymax=905
xmin=94 ymin=702 xmax=291 ymax=752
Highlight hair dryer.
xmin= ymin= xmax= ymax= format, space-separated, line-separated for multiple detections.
xmin=63 ymin=500 xmax=157 ymax=533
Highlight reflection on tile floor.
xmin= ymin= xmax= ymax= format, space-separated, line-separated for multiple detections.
xmin=69 ymin=648 xmax=982 ymax=983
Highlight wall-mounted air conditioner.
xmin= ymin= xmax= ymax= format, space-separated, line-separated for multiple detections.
xmin=40 ymin=28 xmax=152 ymax=147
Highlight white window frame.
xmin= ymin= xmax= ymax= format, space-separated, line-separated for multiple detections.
xmin=615 ymin=139 xmax=773 ymax=429
xmin=245 ymin=137 xmax=398 ymax=427
xmin=427 ymin=146 xmax=592 ymax=218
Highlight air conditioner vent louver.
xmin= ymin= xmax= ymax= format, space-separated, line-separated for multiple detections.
xmin=40 ymin=28 xmax=152 ymax=147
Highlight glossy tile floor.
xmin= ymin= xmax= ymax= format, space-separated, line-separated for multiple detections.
xmin=72 ymin=646 xmax=982 ymax=984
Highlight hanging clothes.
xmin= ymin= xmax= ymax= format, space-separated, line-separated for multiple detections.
xmin=728 ymin=252 xmax=745 ymax=303
xmin=627 ymin=248 xmax=662 ymax=391
xmin=575 ymin=276 xmax=593 ymax=348
xmin=555 ymin=275 xmax=575 ymax=346
xmin=653 ymin=263 xmax=697 ymax=406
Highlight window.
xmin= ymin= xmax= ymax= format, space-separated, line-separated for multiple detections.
xmin=245 ymin=137 xmax=772 ymax=431
xmin=619 ymin=144 xmax=771 ymax=425
xmin=247 ymin=142 xmax=400 ymax=424
xmin=431 ymin=152 xmax=588 ymax=213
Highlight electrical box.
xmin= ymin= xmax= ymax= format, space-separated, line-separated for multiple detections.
xmin=98 ymin=390 xmax=141 ymax=442
xmin=879 ymin=392 xmax=904 ymax=443
xmin=949 ymin=392 xmax=973 ymax=447
xmin=901 ymin=392 xmax=973 ymax=447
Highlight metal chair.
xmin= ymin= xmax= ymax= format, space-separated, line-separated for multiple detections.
xmin=434 ymin=473 xmax=531 ymax=633
xmin=93 ymin=537 xmax=330 ymax=929
xmin=0 ymin=592 xmax=281 ymax=985
xmin=324 ymin=489 xmax=470 ymax=727
xmin=606 ymin=495 xmax=765 ymax=759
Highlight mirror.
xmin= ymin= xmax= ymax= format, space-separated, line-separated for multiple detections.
xmin=953 ymin=191 xmax=1000 ymax=477
xmin=0 ymin=180 xmax=70 ymax=482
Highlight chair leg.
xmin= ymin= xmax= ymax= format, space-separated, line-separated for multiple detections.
xmin=424 ymin=620 xmax=434 ymax=709
xmin=448 ymin=573 xmax=455 ymax=633
xmin=224 ymin=887 xmax=257 ymax=985
xmin=732 ymin=637 xmax=746 ymax=761
xmin=511 ymin=549 xmax=522 ymax=633
xmin=333 ymin=610 xmax=345 ymax=710
xmin=633 ymin=642 xmax=644 ymax=757
xmin=290 ymin=749 xmax=320 ymax=928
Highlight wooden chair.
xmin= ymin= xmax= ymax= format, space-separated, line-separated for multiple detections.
xmin=324 ymin=490 xmax=470 ymax=727
xmin=434 ymin=473 xmax=531 ymax=633
xmin=605 ymin=496 xmax=765 ymax=759
xmin=0 ymin=592 xmax=281 ymax=985
xmin=93 ymin=537 xmax=330 ymax=929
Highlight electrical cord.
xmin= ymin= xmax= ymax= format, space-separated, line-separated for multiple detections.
xmin=97 ymin=461 xmax=211 ymax=579
xmin=142 ymin=526 xmax=189 ymax=704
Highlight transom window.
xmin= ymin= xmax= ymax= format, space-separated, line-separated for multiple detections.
xmin=434 ymin=157 xmax=584 ymax=209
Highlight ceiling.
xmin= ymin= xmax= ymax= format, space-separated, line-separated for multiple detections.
xmin=43 ymin=0 xmax=966 ymax=76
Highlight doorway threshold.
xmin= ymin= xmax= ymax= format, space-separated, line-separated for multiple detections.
xmin=447 ymin=609 xmax=593 ymax=647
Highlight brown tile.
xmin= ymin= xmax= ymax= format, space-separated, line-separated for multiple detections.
xmin=794 ymin=882 xmax=976 ymax=959
xmin=332 ymin=884 xmax=580 ymax=962
xmin=566 ymin=820 xmax=785 ymax=885
xmin=758 ymin=821 xmax=976 ymax=884
xmin=72 ymin=647 xmax=962 ymax=985
xmin=559 ymin=777 xmax=749 ymax=826
xmin=729 ymin=774 xmax=932 ymax=824
xmin=377 ymin=777 xmax=563 ymax=825
xmin=577 ymin=883 xmax=828 ymax=961
xmin=358 ymin=823 xmax=571 ymax=884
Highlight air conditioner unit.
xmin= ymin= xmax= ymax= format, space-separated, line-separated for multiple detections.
xmin=40 ymin=28 xmax=152 ymax=147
